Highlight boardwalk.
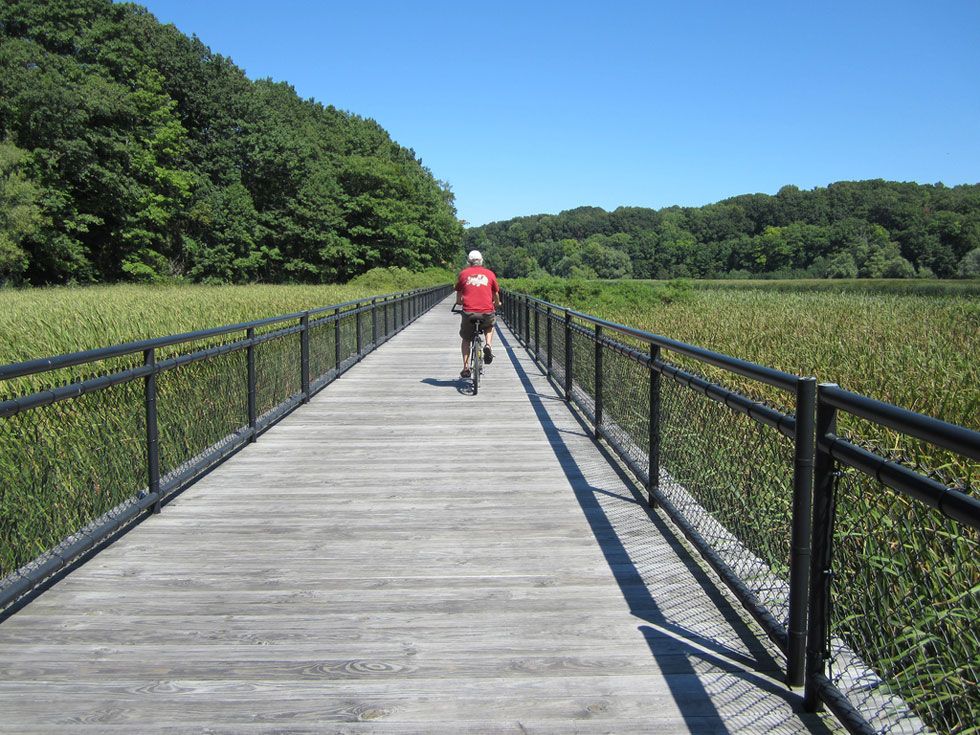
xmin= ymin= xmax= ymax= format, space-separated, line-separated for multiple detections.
xmin=0 ymin=299 xmax=839 ymax=734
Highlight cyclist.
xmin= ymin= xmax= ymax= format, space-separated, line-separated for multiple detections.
xmin=454 ymin=250 xmax=501 ymax=378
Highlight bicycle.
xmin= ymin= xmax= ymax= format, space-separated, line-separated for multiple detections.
xmin=451 ymin=305 xmax=493 ymax=395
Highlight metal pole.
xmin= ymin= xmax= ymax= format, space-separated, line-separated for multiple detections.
xmin=787 ymin=376 xmax=817 ymax=687
xmin=301 ymin=313 xmax=310 ymax=403
xmin=144 ymin=348 xmax=161 ymax=514
xmin=594 ymin=324 xmax=603 ymax=438
xmin=546 ymin=306 xmax=553 ymax=374
xmin=533 ymin=302 xmax=540 ymax=358
xmin=334 ymin=308 xmax=341 ymax=369
xmin=524 ymin=296 xmax=531 ymax=349
xmin=372 ymin=299 xmax=378 ymax=347
xmin=247 ymin=327 xmax=256 ymax=442
xmin=805 ymin=384 xmax=839 ymax=710
xmin=649 ymin=344 xmax=661 ymax=507
xmin=355 ymin=305 xmax=363 ymax=359
xmin=564 ymin=310 xmax=573 ymax=401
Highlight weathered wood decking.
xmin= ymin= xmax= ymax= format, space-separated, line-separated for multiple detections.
xmin=0 ymin=299 xmax=839 ymax=734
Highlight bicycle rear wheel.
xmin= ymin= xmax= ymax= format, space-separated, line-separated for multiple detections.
xmin=471 ymin=337 xmax=481 ymax=395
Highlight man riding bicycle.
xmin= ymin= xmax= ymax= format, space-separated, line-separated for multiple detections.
xmin=455 ymin=250 xmax=501 ymax=378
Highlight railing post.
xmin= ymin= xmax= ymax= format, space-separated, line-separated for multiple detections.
xmin=524 ymin=296 xmax=531 ymax=349
xmin=143 ymin=348 xmax=161 ymax=514
xmin=787 ymin=376 xmax=817 ymax=687
xmin=334 ymin=308 xmax=341 ymax=370
xmin=648 ymin=344 xmax=661 ymax=507
xmin=518 ymin=295 xmax=524 ymax=344
xmin=301 ymin=312 xmax=310 ymax=403
xmin=546 ymin=306 xmax=553 ymax=374
xmin=355 ymin=305 xmax=363 ymax=359
xmin=401 ymin=296 xmax=406 ymax=329
xmin=805 ymin=384 xmax=839 ymax=711
xmin=564 ymin=310 xmax=573 ymax=401
xmin=594 ymin=324 xmax=603 ymax=438
xmin=372 ymin=299 xmax=378 ymax=347
xmin=247 ymin=327 xmax=256 ymax=442
xmin=533 ymin=302 xmax=540 ymax=358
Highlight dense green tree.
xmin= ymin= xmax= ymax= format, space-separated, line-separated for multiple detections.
xmin=466 ymin=180 xmax=980 ymax=280
xmin=0 ymin=140 xmax=44 ymax=283
xmin=0 ymin=0 xmax=462 ymax=285
xmin=957 ymin=248 xmax=980 ymax=278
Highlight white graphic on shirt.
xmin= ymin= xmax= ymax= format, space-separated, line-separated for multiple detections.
xmin=465 ymin=274 xmax=490 ymax=287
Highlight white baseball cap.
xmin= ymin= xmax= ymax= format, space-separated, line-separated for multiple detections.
xmin=467 ymin=250 xmax=483 ymax=263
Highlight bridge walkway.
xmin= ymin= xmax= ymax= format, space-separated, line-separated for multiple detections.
xmin=0 ymin=297 xmax=839 ymax=734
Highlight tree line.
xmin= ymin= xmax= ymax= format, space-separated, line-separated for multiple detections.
xmin=0 ymin=0 xmax=463 ymax=286
xmin=465 ymin=181 xmax=980 ymax=280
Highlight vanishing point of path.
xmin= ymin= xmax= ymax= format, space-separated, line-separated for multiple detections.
xmin=0 ymin=298 xmax=840 ymax=734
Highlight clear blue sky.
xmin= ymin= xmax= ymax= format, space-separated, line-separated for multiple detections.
xmin=135 ymin=0 xmax=979 ymax=227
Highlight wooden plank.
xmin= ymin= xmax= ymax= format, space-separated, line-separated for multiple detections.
xmin=0 ymin=298 xmax=841 ymax=734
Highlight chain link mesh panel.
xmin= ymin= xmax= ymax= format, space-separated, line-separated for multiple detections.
xmin=599 ymin=344 xmax=651 ymax=472
xmin=657 ymin=373 xmax=797 ymax=625
xmin=0 ymin=376 xmax=147 ymax=579
xmin=309 ymin=317 xmax=338 ymax=385
xmin=338 ymin=308 xmax=358 ymax=365
xmin=157 ymin=347 xmax=248 ymax=483
xmin=548 ymin=310 xmax=568 ymax=390
xmin=569 ymin=323 xmax=596 ymax=415
xmin=254 ymin=328 xmax=301 ymax=418
xmin=826 ymin=439 xmax=979 ymax=735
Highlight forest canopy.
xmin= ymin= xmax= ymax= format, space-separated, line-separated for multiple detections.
xmin=0 ymin=0 xmax=463 ymax=285
xmin=465 ymin=181 xmax=980 ymax=280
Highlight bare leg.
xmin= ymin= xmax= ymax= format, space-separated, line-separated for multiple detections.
xmin=484 ymin=326 xmax=494 ymax=349
xmin=461 ymin=339 xmax=471 ymax=370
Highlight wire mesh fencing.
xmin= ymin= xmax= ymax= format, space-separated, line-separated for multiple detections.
xmin=807 ymin=387 xmax=980 ymax=735
xmin=506 ymin=292 xmax=809 ymax=682
xmin=0 ymin=285 xmax=451 ymax=615
xmin=827 ymin=460 xmax=978 ymax=735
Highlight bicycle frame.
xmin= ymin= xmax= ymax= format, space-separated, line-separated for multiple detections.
xmin=452 ymin=305 xmax=491 ymax=395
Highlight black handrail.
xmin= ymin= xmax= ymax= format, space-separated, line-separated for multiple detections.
xmin=0 ymin=290 xmax=417 ymax=382
xmin=820 ymin=384 xmax=980 ymax=461
xmin=513 ymin=294 xmax=800 ymax=392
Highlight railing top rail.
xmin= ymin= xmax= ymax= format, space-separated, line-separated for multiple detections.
xmin=0 ymin=285 xmax=444 ymax=383
xmin=508 ymin=290 xmax=802 ymax=393
xmin=820 ymin=383 xmax=980 ymax=461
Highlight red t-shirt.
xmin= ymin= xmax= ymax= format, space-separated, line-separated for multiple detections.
xmin=455 ymin=266 xmax=499 ymax=313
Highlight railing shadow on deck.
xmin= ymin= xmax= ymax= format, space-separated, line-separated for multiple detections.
xmin=497 ymin=326 xmax=835 ymax=734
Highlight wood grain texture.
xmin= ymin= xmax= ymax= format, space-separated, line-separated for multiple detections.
xmin=0 ymin=298 xmax=841 ymax=734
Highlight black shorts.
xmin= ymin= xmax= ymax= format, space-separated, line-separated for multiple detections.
xmin=459 ymin=312 xmax=495 ymax=340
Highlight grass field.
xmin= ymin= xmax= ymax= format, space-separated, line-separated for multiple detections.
xmin=0 ymin=267 xmax=454 ymax=369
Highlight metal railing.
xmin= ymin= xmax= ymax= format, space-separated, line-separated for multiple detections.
xmin=501 ymin=290 xmax=979 ymax=735
xmin=0 ymin=284 xmax=453 ymax=616
xmin=805 ymin=386 xmax=980 ymax=735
